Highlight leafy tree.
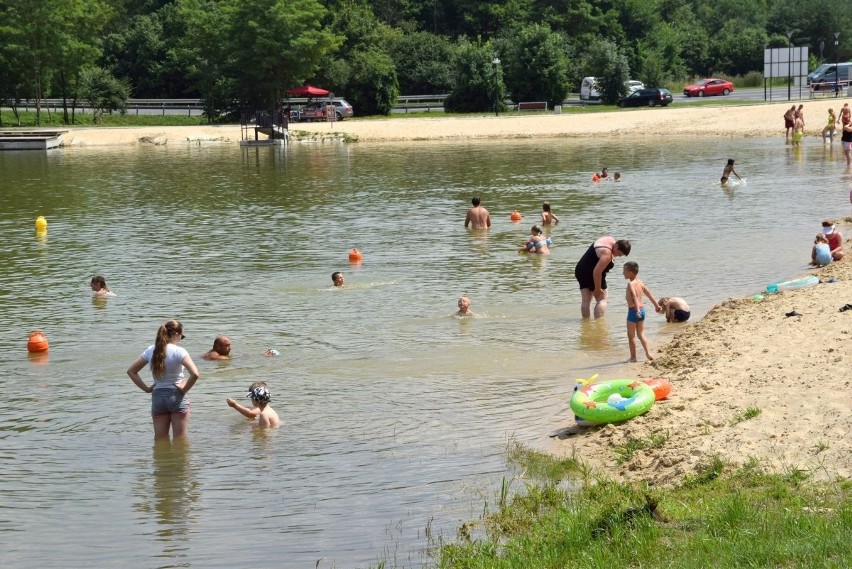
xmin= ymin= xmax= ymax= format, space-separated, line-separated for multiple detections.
xmin=498 ymin=24 xmax=571 ymax=107
xmin=77 ymin=66 xmax=130 ymax=123
xmin=223 ymin=0 xmax=342 ymax=110
xmin=444 ymin=39 xmax=505 ymax=113
xmin=584 ymin=39 xmax=630 ymax=104
xmin=316 ymin=3 xmax=400 ymax=115
xmin=390 ymin=31 xmax=455 ymax=94
xmin=711 ymin=24 xmax=768 ymax=76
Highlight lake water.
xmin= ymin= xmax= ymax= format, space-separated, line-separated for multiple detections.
xmin=1 ymin=136 xmax=849 ymax=568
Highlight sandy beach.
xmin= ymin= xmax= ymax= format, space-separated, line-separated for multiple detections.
xmin=57 ymin=99 xmax=851 ymax=145
xmin=57 ymin=100 xmax=852 ymax=486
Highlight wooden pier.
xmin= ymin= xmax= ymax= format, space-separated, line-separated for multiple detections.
xmin=0 ymin=130 xmax=66 ymax=150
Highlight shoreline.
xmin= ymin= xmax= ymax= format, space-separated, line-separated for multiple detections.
xmin=549 ymin=249 xmax=852 ymax=486
xmin=49 ymin=101 xmax=852 ymax=486
xmin=53 ymin=99 xmax=851 ymax=146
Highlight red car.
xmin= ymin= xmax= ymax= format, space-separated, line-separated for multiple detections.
xmin=683 ymin=78 xmax=734 ymax=97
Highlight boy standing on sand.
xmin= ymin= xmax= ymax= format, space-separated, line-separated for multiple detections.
xmin=623 ymin=261 xmax=661 ymax=362
xmin=227 ymin=381 xmax=280 ymax=428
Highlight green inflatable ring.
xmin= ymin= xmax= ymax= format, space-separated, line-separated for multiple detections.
xmin=570 ymin=379 xmax=655 ymax=424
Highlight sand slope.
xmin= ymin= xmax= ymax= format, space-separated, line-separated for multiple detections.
xmin=550 ymin=254 xmax=852 ymax=486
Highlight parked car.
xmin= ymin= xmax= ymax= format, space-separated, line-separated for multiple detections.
xmin=580 ymin=77 xmax=601 ymax=101
xmin=683 ymin=78 xmax=734 ymax=97
xmin=616 ymin=88 xmax=673 ymax=107
xmin=295 ymin=99 xmax=353 ymax=121
xmin=808 ymin=62 xmax=852 ymax=90
xmin=626 ymin=80 xmax=645 ymax=93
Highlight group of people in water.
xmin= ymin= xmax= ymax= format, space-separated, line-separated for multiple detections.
xmin=90 ymin=274 xmax=281 ymax=439
xmin=464 ymin=197 xmax=691 ymax=363
xmin=785 ymin=103 xmax=852 ymax=165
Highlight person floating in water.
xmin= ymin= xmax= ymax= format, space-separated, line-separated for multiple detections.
xmin=720 ymin=159 xmax=741 ymax=185
xmin=331 ymin=271 xmax=345 ymax=287
xmin=519 ymin=224 xmax=551 ymax=254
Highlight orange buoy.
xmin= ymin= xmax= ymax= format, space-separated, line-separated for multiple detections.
xmin=642 ymin=377 xmax=672 ymax=401
xmin=35 ymin=215 xmax=47 ymax=232
xmin=27 ymin=330 xmax=49 ymax=353
xmin=509 ymin=211 xmax=522 ymax=222
xmin=348 ymin=248 xmax=363 ymax=263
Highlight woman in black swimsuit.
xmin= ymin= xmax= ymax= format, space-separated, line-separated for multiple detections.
xmin=574 ymin=236 xmax=631 ymax=318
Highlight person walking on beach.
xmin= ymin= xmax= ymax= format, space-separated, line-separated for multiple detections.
xmin=201 ymin=335 xmax=232 ymax=360
xmin=784 ymin=105 xmax=796 ymax=140
xmin=464 ymin=196 xmax=491 ymax=229
xmin=127 ymin=320 xmax=200 ymax=439
xmin=623 ymin=261 xmax=661 ymax=362
xmin=839 ymin=103 xmax=851 ymax=126
xmin=574 ymin=236 xmax=631 ymax=319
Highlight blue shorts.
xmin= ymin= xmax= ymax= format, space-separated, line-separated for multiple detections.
xmin=627 ymin=307 xmax=646 ymax=323
xmin=151 ymin=387 xmax=190 ymax=416
xmin=673 ymin=309 xmax=691 ymax=322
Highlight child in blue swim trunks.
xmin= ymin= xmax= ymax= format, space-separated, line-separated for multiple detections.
xmin=658 ymin=297 xmax=691 ymax=323
xmin=623 ymin=262 xmax=661 ymax=362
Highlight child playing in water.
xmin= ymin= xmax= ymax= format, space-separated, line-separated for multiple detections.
xmin=90 ymin=275 xmax=116 ymax=297
xmin=720 ymin=159 xmax=741 ymax=185
xmin=540 ymin=202 xmax=560 ymax=225
xmin=658 ymin=297 xmax=691 ymax=323
xmin=613 ymin=172 xmax=621 ymax=182
xmin=623 ymin=261 xmax=661 ymax=362
xmin=455 ymin=295 xmax=474 ymax=317
xmin=227 ymin=381 xmax=280 ymax=427
xmin=519 ymin=225 xmax=551 ymax=254
xmin=811 ymin=234 xmax=832 ymax=267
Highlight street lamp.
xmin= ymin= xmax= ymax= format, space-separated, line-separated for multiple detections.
xmin=786 ymin=31 xmax=793 ymax=101
xmin=834 ymin=32 xmax=840 ymax=97
xmin=492 ymin=53 xmax=500 ymax=117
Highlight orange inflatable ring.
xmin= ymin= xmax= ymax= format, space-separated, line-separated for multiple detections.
xmin=592 ymin=174 xmax=600 ymax=182
xmin=642 ymin=377 xmax=672 ymax=401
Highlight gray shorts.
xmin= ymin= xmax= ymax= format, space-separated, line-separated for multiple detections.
xmin=151 ymin=387 xmax=190 ymax=416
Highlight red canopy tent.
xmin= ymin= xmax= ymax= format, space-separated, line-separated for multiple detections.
xmin=286 ymin=85 xmax=329 ymax=97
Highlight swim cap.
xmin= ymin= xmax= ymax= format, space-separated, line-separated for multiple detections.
xmin=246 ymin=386 xmax=272 ymax=403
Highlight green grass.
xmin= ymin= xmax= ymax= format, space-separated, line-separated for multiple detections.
xmin=421 ymin=444 xmax=851 ymax=569
xmin=0 ymin=109 xmax=216 ymax=128
xmin=730 ymin=406 xmax=762 ymax=426
xmin=612 ymin=430 xmax=670 ymax=464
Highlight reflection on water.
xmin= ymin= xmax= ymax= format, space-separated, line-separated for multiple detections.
xmin=143 ymin=438 xmax=198 ymax=562
xmin=0 ymin=136 xmax=849 ymax=567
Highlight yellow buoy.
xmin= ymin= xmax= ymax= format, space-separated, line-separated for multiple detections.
xmin=35 ymin=216 xmax=47 ymax=232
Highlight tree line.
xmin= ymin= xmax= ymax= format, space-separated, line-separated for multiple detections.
xmin=0 ymin=0 xmax=847 ymax=123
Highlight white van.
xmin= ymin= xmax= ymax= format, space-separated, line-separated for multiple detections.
xmin=580 ymin=77 xmax=600 ymax=101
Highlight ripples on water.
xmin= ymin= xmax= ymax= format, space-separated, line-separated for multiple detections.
xmin=0 ymin=137 xmax=849 ymax=567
